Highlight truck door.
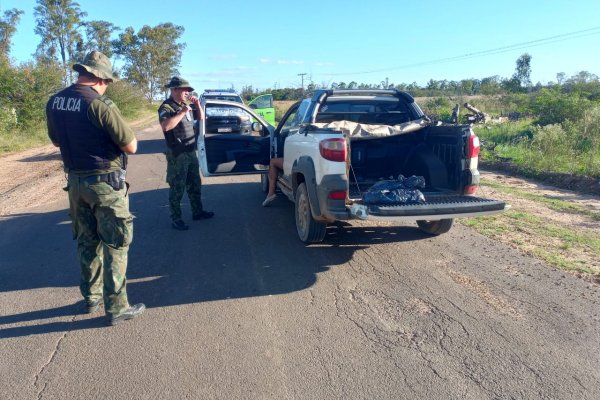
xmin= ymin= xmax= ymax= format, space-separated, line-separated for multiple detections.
xmin=248 ymin=94 xmax=276 ymax=125
xmin=197 ymin=100 xmax=273 ymax=176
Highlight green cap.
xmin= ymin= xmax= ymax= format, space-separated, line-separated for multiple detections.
xmin=165 ymin=76 xmax=194 ymax=91
xmin=72 ymin=51 xmax=118 ymax=82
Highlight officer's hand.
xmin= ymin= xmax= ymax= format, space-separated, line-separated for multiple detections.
xmin=181 ymin=104 xmax=192 ymax=114
xmin=189 ymin=95 xmax=200 ymax=104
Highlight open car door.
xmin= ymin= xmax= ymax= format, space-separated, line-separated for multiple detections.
xmin=197 ymin=100 xmax=274 ymax=176
xmin=248 ymin=94 xmax=276 ymax=125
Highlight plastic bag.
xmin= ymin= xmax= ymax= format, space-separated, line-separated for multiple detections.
xmin=362 ymin=175 xmax=426 ymax=205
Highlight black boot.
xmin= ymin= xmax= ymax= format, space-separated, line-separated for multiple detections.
xmin=192 ymin=210 xmax=214 ymax=220
xmin=84 ymin=298 xmax=103 ymax=314
xmin=172 ymin=219 xmax=189 ymax=230
xmin=108 ymin=303 xmax=146 ymax=326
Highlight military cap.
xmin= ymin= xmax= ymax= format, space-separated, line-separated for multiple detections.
xmin=166 ymin=76 xmax=194 ymax=91
xmin=72 ymin=51 xmax=118 ymax=82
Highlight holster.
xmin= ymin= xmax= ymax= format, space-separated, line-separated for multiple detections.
xmin=83 ymin=170 xmax=126 ymax=190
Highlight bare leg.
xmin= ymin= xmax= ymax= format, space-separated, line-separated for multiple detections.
xmin=263 ymin=158 xmax=283 ymax=206
xmin=267 ymin=158 xmax=283 ymax=196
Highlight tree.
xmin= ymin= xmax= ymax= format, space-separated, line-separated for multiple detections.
xmin=501 ymin=76 xmax=522 ymax=93
xmin=240 ymin=85 xmax=254 ymax=101
xmin=480 ymin=75 xmax=501 ymax=95
xmin=426 ymin=79 xmax=441 ymax=94
xmin=113 ymin=23 xmax=185 ymax=101
xmin=513 ymin=53 xmax=532 ymax=90
xmin=0 ymin=8 xmax=24 ymax=59
xmin=34 ymin=0 xmax=87 ymax=85
xmin=76 ymin=20 xmax=119 ymax=59
xmin=462 ymin=79 xmax=481 ymax=95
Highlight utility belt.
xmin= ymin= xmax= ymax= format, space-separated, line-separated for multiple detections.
xmin=169 ymin=143 xmax=196 ymax=158
xmin=69 ymin=170 xmax=127 ymax=191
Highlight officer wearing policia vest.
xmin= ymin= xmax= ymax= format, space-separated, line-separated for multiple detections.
xmin=46 ymin=50 xmax=145 ymax=326
xmin=158 ymin=76 xmax=214 ymax=230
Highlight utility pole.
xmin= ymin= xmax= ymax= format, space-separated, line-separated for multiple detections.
xmin=298 ymin=73 xmax=307 ymax=96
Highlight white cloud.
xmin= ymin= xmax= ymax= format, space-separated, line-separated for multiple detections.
xmin=260 ymin=58 xmax=305 ymax=65
xmin=209 ymin=53 xmax=238 ymax=60
xmin=277 ymin=60 xmax=304 ymax=65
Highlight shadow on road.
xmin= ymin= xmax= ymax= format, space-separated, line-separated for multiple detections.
xmin=133 ymin=138 xmax=166 ymax=155
xmin=0 ymin=180 xmax=430 ymax=338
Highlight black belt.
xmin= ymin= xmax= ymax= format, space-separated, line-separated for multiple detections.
xmin=81 ymin=171 xmax=119 ymax=184
xmin=70 ymin=171 xmax=125 ymax=190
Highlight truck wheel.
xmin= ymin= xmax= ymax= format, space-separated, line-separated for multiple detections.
xmin=295 ymin=182 xmax=327 ymax=243
xmin=260 ymin=174 xmax=269 ymax=193
xmin=417 ymin=219 xmax=453 ymax=235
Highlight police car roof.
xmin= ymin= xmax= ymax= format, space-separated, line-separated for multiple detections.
xmin=203 ymin=89 xmax=236 ymax=94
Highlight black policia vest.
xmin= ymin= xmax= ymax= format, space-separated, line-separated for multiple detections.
xmin=161 ymin=97 xmax=197 ymax=155
xmin=47 ymin=84 xmax=126 ymax=171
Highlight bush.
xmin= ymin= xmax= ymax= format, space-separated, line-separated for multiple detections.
xmin=105 ymin=80 xmax=148 ymax=118
xmin=563 ymin=107 xmax=600 ymax=175
xmin=421 ymin=96 xmax=453 ymax=122
xmin=530 ymin=88 xmax=592 ymax=125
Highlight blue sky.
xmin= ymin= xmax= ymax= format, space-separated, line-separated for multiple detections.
xmin=2 ymin=0 xmax=599 ymax=92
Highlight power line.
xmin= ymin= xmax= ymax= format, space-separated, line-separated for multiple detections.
xmin=322 ymin=26 xmax=600 ymax=77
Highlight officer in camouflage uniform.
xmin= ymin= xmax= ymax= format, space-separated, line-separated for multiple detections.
xmin=46 ymin=51 xmax=145 ymax=326
xmin=158 ymin=76 xmax=214 ymax=230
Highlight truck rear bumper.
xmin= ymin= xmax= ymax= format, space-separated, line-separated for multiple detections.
xmin=363 ymin=205 xmax=510 ymax=221
xmin=351 ymin=195 xmax=509 ymax=221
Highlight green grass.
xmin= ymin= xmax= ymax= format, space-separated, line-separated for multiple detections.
xmin=474 ymin=117 xmax=600 ymax=178
xmin=461 ymin=189 xmax=600 ymax=277
xmin=0 ymin=123 xmax=51 ymax=155
xmin=480 ymin=178 xmax=600 ymax=221
xmin=462 ymin=211 xmax=600 ymax=276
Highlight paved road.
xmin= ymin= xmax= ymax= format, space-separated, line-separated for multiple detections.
xmin=1 ymin=125 xmax=599 ymax=400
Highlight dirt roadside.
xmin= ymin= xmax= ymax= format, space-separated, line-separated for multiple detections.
xmin=0 ymin=115 xmax=156 ymax=216
xmin=1 ymin=125 xmax=599 ymax=282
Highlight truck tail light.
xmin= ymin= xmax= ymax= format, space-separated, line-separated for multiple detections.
xmin=465 ymin=184 xmax=478 ymax=194
xmin=468 ymin=135 xmax=480 ymax=158
xmin=328 ymin=191 xmax=347 ymax=200
xmin=320 ymin=138 xmax=347 ymax=162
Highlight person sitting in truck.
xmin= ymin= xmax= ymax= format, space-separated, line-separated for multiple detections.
xmin=262 ymin=157 xmax=283 ymax=207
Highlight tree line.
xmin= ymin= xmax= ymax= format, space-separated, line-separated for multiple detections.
xmin=1 ymin=0 xmax=599 ymax=157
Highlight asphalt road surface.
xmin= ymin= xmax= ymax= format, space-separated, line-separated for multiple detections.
xmin=1 ymin=124 xmax=599 ymax=400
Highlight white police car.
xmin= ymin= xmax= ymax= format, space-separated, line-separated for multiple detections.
xmin=201 ymin=89 xmax=251 ymax=134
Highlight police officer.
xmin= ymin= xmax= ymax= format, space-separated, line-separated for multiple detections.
xmin=46 ymin=51 xmax=145 ymax=326
xmin=158 ymin=76 xmax=214 ymax=230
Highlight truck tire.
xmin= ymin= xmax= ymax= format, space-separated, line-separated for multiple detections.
xmin=260 ymin=174 xmax=269 ymax=193
xmin=295 ymin=182 xmax=327 ymax=243
xmin=417 ymin=219 xmax=453 ymax=235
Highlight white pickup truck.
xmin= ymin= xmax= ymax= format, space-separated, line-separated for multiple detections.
xmin=198 ymin=89 xmax=508 ymax=243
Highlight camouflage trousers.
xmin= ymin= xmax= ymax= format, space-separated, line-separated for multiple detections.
xmin=68 ymin=174 xmax=132 ymax=316
xmin=165 ymin=150 xmax=204 ymax=221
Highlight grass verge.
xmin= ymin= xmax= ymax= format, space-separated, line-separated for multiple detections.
xmin=460 ymin=178 xmax=600 ymax=279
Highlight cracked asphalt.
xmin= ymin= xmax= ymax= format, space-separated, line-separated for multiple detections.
xmin=1 ymin=124 xmax=599 ymax=399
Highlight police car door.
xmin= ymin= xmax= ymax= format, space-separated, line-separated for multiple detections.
xmin=248 ymin=94 xmax=275 ymax=126
xmin=197 ymin=100 xmax=273 ymax=176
